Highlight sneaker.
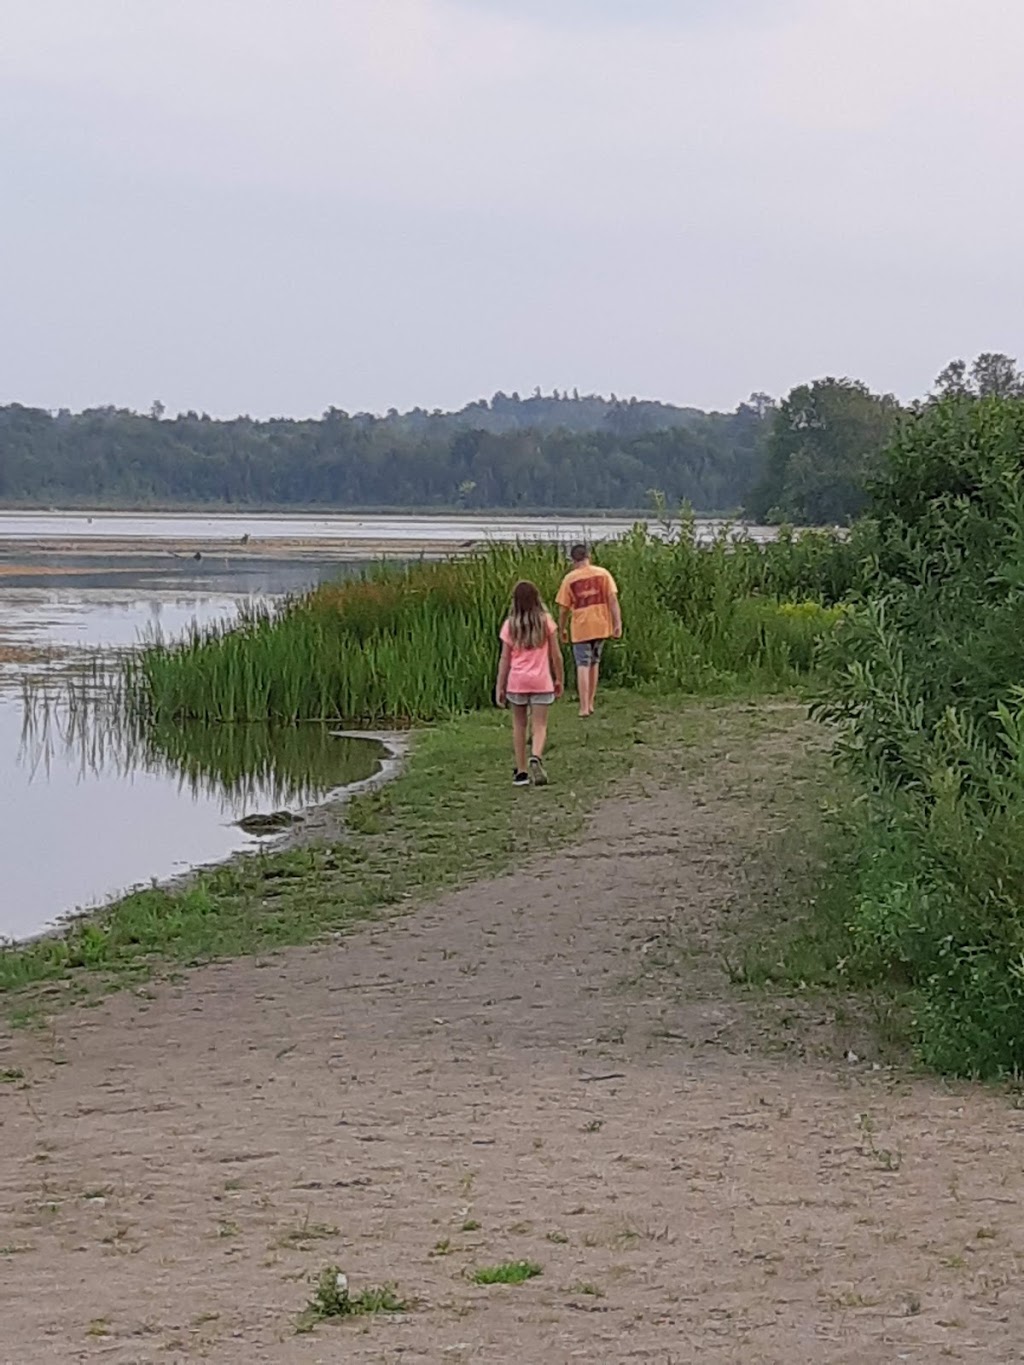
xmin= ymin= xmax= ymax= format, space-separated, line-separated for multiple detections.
xmin=512 ymin=770 xmax=530 ymax=786
xmin=529 ymin=754 xmax=548 ymax=786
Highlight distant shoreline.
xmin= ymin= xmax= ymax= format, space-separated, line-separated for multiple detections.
xmin=0 ymin=508 xmax=785 ymax=562
xmin=0 ymin=536 xmax=493 ymax=561
xmin=0 ymin=502 xmax=738 ymax=519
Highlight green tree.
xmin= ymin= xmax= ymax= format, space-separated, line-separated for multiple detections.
xmin=933 ymin=352 xmax=1023 ymax=399
xmin=749 ymin=378 xmax=899 ymax=524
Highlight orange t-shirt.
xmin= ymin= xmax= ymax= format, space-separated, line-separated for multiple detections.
xmin=555 ymin=564 xmax=618 ymax=643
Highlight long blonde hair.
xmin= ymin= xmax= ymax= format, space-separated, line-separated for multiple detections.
xmin=506 ymin=580 xmax=548 ymax=649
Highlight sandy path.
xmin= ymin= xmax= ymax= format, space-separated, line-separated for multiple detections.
xmin=2 ymin=715 xmax=1023 ymax=1363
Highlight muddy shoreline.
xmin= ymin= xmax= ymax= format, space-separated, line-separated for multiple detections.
xmin=0 ymin=536 xmax=477 ymax=562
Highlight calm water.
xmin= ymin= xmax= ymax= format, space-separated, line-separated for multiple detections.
xmin=0 ymin=556 xmax=380 ymax=942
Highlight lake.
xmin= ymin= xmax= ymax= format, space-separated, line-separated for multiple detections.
xmin=0 ymin=554 xmax=382 ymax=943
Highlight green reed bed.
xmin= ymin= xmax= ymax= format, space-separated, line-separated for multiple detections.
xmin=123 ymin=524 xmax=855 ymax=726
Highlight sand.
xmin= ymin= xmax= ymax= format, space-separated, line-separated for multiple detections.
xmin=2 ymin=713 xmax=1022 ymax=1363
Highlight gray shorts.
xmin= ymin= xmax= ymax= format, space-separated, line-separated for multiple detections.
xmin=572 ymin=639 xmax=605 ymax=667
xmin=507 ymin=692 xmax=555 ymax=707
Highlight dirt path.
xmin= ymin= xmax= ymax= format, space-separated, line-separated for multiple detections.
xmin=3 ymin=707 xmax=1024 ymax=1363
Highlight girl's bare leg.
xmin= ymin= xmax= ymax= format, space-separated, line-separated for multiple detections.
xmin=512 ymin=703 xmax=529 ymax=772
xmin=530 ymin=703 xmax=549 ymax=758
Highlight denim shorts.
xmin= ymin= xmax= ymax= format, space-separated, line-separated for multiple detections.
xmin=572 ymin=639 xmax=605 ymax=667
xmin=507 ymin=691 xmax=555 ymax=707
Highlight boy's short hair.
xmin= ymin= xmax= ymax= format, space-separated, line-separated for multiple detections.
xmin=569 ymin=543 xmax=588 ymax=563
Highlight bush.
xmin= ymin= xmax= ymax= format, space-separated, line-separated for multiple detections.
xmin=818 ymin=396 xmax=1024 ymax=1076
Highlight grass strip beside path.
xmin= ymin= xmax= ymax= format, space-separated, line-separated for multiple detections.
xmin=0 ymin=693 xmax=709 ymax=1008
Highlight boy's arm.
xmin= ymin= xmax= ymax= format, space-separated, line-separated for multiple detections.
xmin=555 ymin=578 xmax=571 ymax=642
xmin=548 ymin=629 xmax=565 ymax=695
xmin=608 ymin=571 xmax=622 ymax=637
xmin=495 ymin=641 xmax=511 ymax=705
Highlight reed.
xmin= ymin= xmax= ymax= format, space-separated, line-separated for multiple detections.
xmin=120 ymin=524 xmax=854 ymax=725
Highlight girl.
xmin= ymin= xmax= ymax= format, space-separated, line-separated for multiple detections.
xmin=495 ymin=580 xmax=564 ymax=786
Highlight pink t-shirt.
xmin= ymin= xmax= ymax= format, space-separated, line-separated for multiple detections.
xmin=500 ymin=613 xmax=556 ymax=694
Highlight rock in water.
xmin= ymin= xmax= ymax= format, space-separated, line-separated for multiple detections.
xmin=236 ymin=810 xmax=303 ymax=835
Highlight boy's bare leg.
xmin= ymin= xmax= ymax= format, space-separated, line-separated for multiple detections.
xmin=512 ymin=704 xmax=529 ymax=771
xmin=578 ymin=664 xmax=599 ymax=716
xmin=589 ymin=660 xmax=601 ymax=714
xmin=576 ymin=665 xmax=592 ymax=716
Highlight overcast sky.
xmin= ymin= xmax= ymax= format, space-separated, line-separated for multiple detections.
xmin=1 ymin=0 xmax=1021 ymax=418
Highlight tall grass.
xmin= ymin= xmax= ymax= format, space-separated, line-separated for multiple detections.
xmin=122 ymin=522 xmax=855 ymax=725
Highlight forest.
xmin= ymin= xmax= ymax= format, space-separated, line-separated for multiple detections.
xmin=0 ymin=354 xmax=1019 ymax=521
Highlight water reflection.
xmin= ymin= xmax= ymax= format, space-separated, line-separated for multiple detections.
xmin=19 ymin=700 xmax=384 ymax=813
xmin=2 ymin=689 xmax=385 ymax=942
xmin=0 ymin=554 xmax=381 ymax=942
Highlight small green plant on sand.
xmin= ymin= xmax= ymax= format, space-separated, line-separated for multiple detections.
xmin=568 ymin=1281 xmax=604 ymax=1298
xmin=471 ymin=1259 xmax=542 ymax=1286
xmin=296 ymin=1266 xmax=407 ymax=1333
xmin=276 ymin=1213 xmax=339 ymax=1249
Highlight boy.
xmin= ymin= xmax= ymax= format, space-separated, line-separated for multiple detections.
xmin=555 ymin=543 xmax=621 ymax=717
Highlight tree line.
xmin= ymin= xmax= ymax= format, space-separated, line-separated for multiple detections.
xmin=1 ymin=357 xmax=1018 ymax=521
xmin=0 ymin=392 xmax=771 ymax=513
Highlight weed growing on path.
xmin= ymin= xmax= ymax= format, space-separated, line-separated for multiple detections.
xmin=471 ymin=1260 xmax=542 ymax=1285
xmin=567 ymin=1281 xmax=604 ymax=1298
xmin=857 ymin=1113 xmax=903 ymax=1173
xmin=275 ymin=1214 xmax=339 ymax=1250
xmin=296 ymin=1266 xmax=407 ymax=1333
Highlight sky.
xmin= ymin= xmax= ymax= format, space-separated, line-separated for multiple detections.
xmin=1 ymin=0 xmax=1022 ymax=418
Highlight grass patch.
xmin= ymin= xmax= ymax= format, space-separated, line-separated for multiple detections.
xmin=716 ymin=737 xmax=914 ymax=1060
xmin=0 ymin=693 xmax=708 ymax=1009
xmin=727 ymin=799 xmax=861 ymax=992
xmin=296 ymin=1267 xmax=407 ymax=1333
xmin=471 ymin=1259 xmax=543 ymax=1286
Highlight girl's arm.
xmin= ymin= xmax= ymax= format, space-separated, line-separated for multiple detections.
xmin=548 ymin=625 xmax=565 ymax=697
xmin=495 ymin=640 xmax=512 ymax=706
